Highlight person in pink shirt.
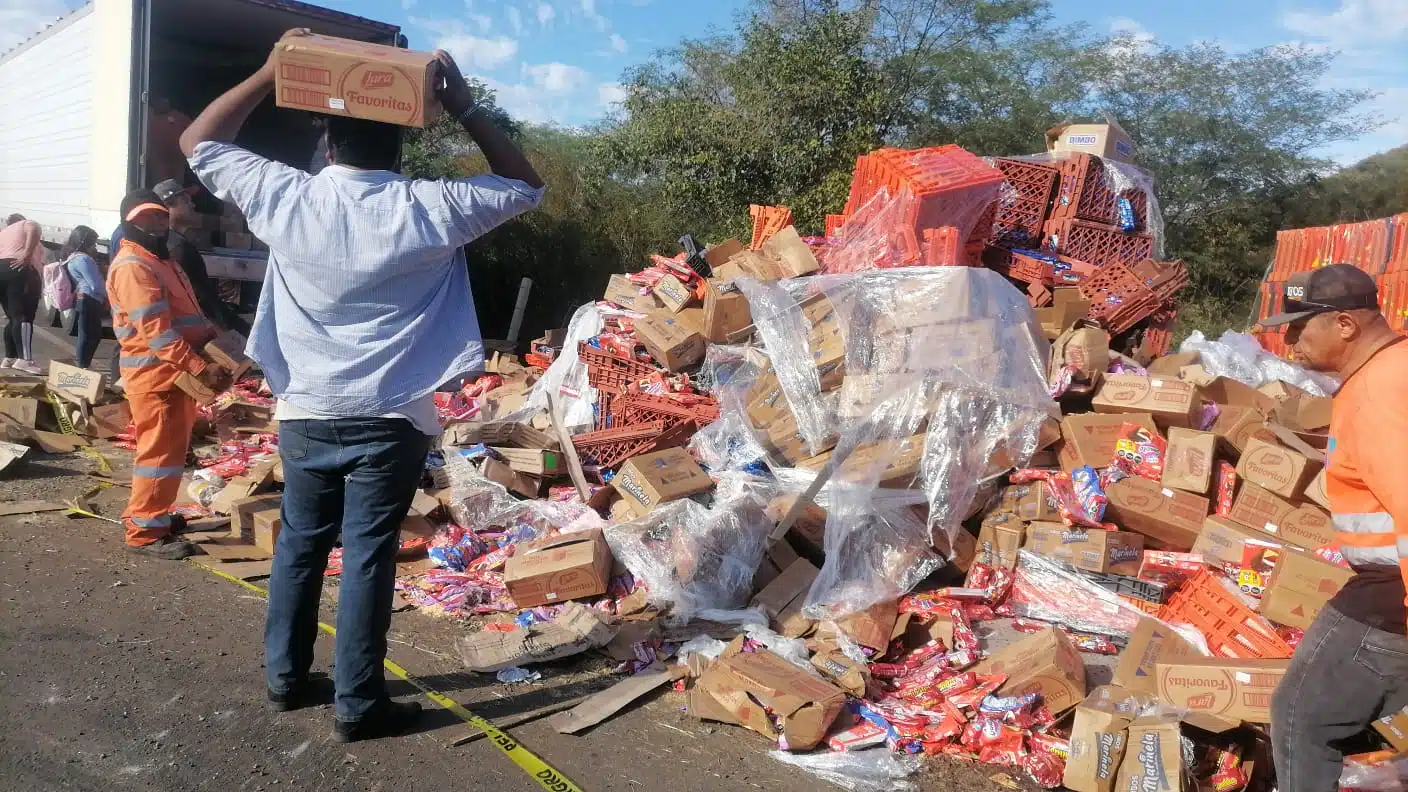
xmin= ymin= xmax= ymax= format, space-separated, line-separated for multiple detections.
xmin=0 ymin=214 xmax=46 ymax=374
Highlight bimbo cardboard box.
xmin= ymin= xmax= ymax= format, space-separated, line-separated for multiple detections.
xmin=1161 ymin=428 xmax=1217 ymax=495
xmin=503 ymin=528 xmax=614 ymax=608
xmin=973 ymin=627 xmax=1087 ymax=714
xmin=1092 ymin=375 xmax=1199 ymax=429
xmin=1374 ymin=706 xmax=1408 ymax=753
xmin=1104 ymin=476 xmax=1209 ymax=551
xmin=1235 ymin=437 xmax=1322 ymax=500
xmin=272 ymin=35 xmax=439 ymax=127
xmin=1112 ymin=617 xmax=1198 ymax=695
xmin=611 ymin=448 xmax=713 ymax=513
xmin=1114 ymin=715 xmax=1183 ymax=792
xmin=1046 ymin=121 xmax=1136 ymax=163
xmin=1154 ymin=658 xmax=1289 ymax=723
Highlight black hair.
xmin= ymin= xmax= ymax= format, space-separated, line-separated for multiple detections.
xmin=60 ymin=225 xmax=99 ymax=259
xmin=5 ymin=214 xmax=23 ymax=225
xmin=323 ymin=115 xmax=403 ymax=171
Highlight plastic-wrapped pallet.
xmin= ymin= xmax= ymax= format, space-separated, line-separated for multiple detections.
xmin=524 ymin=302 xmax=605 ymax=431
xmin=745 ymin=268 xmax=1055 ymax=619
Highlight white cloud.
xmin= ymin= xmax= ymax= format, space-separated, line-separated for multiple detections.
xmin=0 ymin=0 xmax=68 ymax=54
xmin=580 ymin=0 xmax=609 ymax=32
xmin=598 ymin=82 xmax=629 ymax=107
xmin=401 ymin=0 xmax=417 ymax=8
xmin=468 ymin=13 xmax=492 ymax=33
xmin=609 ymin=33 xmax=627 ymax=54
xmin=1283 ymin=0 xmax=1408 ymax=47
xmin=536 ymin=3 xmax=555 ymax=26
xmin=525 ymin=61 xmax=590 ymax=93
xmin=481 ymin=76 xmax=554 ymax=125
xmin=436 ymin=33 xmax=520 ymax=71
xmin=506 ymin=6 xmax=523 ymax=35
xmin=1108 ymin=17 xmax=1156 ymax=55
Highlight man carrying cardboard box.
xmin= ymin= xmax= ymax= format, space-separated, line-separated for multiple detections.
xmin=107 ymin=189 xmax=229 ymax=560
xmin=1257 ymin=265 xmax=1408 ymax=792
xmin=180 ymin=33 xmax=544 ymax=743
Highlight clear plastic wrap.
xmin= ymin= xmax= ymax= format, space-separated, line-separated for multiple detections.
xmin=441 ymin=449 xmax=605 ymax=538
xmin=819 ymin=185 xmax=997 ymax=274
xmin=1179 ymin=330 xmax=1338 ymax=396
xmin=525 ymin=302 xmax=605 ymax=432
xmin=1008 ymin=550 xmax=1211 ymax=652
xmin=689 ymin=344 xmax=774 ymax=472
xmin=769 ymin=748 xmax=921 ymax=792
xmin=1341 ymin=754 xmax=1408 ymax=791
xmin=749 ymin=268 xmax=1053 ymax=619
xmin=603 ymin=472 xmax=775 ymax=619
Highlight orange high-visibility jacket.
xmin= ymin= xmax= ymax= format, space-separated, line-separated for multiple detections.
xmin=106 ymin=239 xmax=214 ymax=394
xmin=1328 ymin=340 xmax=1408 ymax=607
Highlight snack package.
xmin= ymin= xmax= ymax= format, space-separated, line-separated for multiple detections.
xmin=1111 ymin=422 xmax=1166 ymax=481
xmin=1214 ymin=461 xmax=1237 ymax=516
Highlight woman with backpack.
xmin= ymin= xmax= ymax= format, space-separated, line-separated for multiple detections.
xmin=56 ymin=226 xmax=105 ymax=368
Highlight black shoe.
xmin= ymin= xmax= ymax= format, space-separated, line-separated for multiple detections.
xmin=168 ymin=514 xmax=190 ymax=534
xmin=127 ymin=536 xmax=197 ymax=560
xmin=333 ymin=698 xmax=423 ymax=743
xmin=267 ymin=675 xmax=334 ymax=712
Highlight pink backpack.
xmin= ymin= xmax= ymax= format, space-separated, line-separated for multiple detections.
xmin=44 ymin=258 xmax=76 ymax=312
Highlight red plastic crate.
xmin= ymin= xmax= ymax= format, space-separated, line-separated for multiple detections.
xmin=1045 ymin=218 xmax=1155 ymax=270
xmin=1140 ymin=309 xmax=1177 ymax=358
xmin=1159 ymin=572 xmax=1294 ymax=660
xmin=570 ymin=421 xmax=668 ymax=468
xmin=1078 ymin=261 xmax=1161 ymax=335
xmin=578 ymin=342 xmax=655 ymax=395
xmin=749 ymin=204 xmax=793 ymax=250
xmin=1049 ymin=153 xmax=1150 ymax=232
xmin=1129 ymin=259 xmax=1189 ymax=303
xmin=923 ymin=227 xmax=963 ymax=266
xmin=991 ymin=158 xmax=1059 ymax=247
xmin=825 ymin=214 xmax=847 ymax=239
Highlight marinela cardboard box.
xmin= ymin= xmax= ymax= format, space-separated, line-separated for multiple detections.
xmin=611 ymin=448 xmax=713 ymax=513
xmin=1113 ymin=714 xmax=1184 ymax=792
xmin=1024 ymin=523 xmax=1145 ymax=575
xmin=272 ymin=34 xmax=440 ymax=127
xmin=1065 ymin=686 xmax=1144 ymax=792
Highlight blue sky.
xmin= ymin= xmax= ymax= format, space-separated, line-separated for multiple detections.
xmin=4 ymin=0 xmax=1403 ymax=163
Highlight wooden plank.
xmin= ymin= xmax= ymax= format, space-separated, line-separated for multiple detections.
xmin=191 ymin=557 xmax=274 ymax=580
xmin=0 ymin=500 xmax=68 ymax=517
xmin=196 ymin=539 xmax=272 ymax=562
xmin=547 ymin=393 xmax=592 ymax=503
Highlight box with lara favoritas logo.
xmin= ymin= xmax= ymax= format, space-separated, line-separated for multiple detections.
xmin=1154 ymin=657 xmax=1289 ymax=723
xmin=272 ymin=35 xmax=441 ymax=127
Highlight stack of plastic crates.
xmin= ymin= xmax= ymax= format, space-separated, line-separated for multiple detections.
xmin=1159 ymin=571 xmax=1294 ymax=659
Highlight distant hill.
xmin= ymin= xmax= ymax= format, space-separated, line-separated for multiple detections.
xmin=1282 ymin=144 xmax=1408 ymax=228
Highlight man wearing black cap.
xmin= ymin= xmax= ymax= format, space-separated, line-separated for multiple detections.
xmin=153 ymin=179 xmax=250 ymax=336
xmin=1265 ymin=264 xmax=1408 ymax=792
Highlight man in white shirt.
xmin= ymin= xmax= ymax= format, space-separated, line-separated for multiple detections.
xmin=180 ymin=31 xmax=544 ymax=742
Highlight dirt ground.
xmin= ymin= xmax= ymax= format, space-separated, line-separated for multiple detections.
xmin=0 ymin=439 xmax=1076 ymax=792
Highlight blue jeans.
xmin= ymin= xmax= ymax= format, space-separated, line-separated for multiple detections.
xmin=265 ymin=418 xmax=430 ymax=721
xmin=73 ymin=294 xmax=104 ymax=369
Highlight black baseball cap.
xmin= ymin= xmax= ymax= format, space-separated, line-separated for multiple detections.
xmin=1260 ymin=264 xmax=1381 ymax=327
xmin=152 ymin=179 xmax=198 ymax=205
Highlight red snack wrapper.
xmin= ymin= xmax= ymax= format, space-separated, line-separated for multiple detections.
xmin=962 ymin=603 xmax=997 ymax=621
xmin=949 ymin=675 xmax=1006 ymax=710
xmin=967 ymin=564 xmax=995 ymax=590
xmin=1027 ymin=731 xmax=1070 ymax=761
xmin=1215 ymin=461 xmax=1237 ymax=516
xmin=1314 ymin=544 xmax=1351 ymax=568
xmin=1111 ymin=423 xmax=1166 ymax=481
xmin=899 ymin=592 xmax=964 ymax=615
xmin=1067 ymin=632 xmax=1121 ymax=655
xmin=936 ymin=671 xmax=980 ymax=697
xmin=1010 ymin=468 xmax=1056 ymax=484
xmin=827 ymin=721 xmax=888 ymax=752
xmin=1277 ymin=626 xmax=1305 ymax=649
xmin=977 ymin=724 xmax=1027 ymax=766
xmin=950 ymin=608 xmax=981 ymax=653
xmin=869 ymin=662 xmax=912 ymax=680
xmin=1023 ymin=745 xmax=1067 ymax=788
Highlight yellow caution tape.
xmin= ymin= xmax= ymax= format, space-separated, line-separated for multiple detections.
xmin=191 ymin=560 xmax=584 ymax=792
xmin=46 ymin=392 xmax=113 ymax=474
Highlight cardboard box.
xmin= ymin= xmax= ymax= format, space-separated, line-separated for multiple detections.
xmin=611 ymin=448 xmax=712 ymax=513
xmin=651 ymin=273 xmax=695 ymax=313
xmin=230 ymin=493 xmax=281 ymax=539
xmin=1154 ymin=658 xmax=1289 ymax=723
xmin=458 ymin=602 xmax=616 ymax=672
xmin=47 ymin=361 xmax=106 ymax=404
xmin=1093 ymin=375 xmax=1199 ymax=429
xmin=810 ymin=647 xmax=869 ymax=697
xmin=1104 ymin=477 xmax=1210 ymax=551
xmin=977 ymin=514 xmax=1025 ymax=569
xmin=635 ymin=311 xmax=706 ymax=372
xmin=1258 ymin=380 xmax=1311 ymax=404
xmin=491 ymin=447 xmax=563 ymax=477
xmin=1005 ymin=481 xmax=1060 ymax=523
xmin=1034 ymin=288 xmax=1093 ymax=338
xmin=695 ymin=647 xmax=846 ymax=750
xmin=482 ymin=457 xmax=541 ymax=499
xmin=1303 ymin=469 xmax=1330 ymax=510
xmin=1049 ymin=324 xmax=1110 ymax=396
xmin=1024 ymin=523 xmax=1145 ymax=575
xmin=1281 ymin=394 xmax=1332 ymax=432
xmin=0 ymin=397 xmax=38 ymax=428
xmin=503 ymin=529 xmax=614 ymax=608
xmin=973 ymin=627 xmax=1087 ymax=714
xmin=1228 ymin=483 xmax=1335 ymax=549
xmin=603 ymin=273 xmax=661 ymax=313
xmin=1236 ymin=437 xmax=1321 ymax=500
xmin=252 ymin=509 xmax=282 ymax=554
xmin=702 ymin=279 xmax=751 ymax=343
xmin=1147 ymin=351 xmax=1199 ymax=377
xmin=1065 ymin=687 xmax=1142 ymax=792
xmin=1058 ymin=413 xmax=1159 ymax=472
xmin=174 ymin=371 xmax=218 ymax=407
xmin=204 ymin=331 xmax=252 ymax=381
xmin=760 ymin=226 xmax=821 ymax=279
xmin=705 ymin=239 xmax=745 ymax=269
xmin=86 ymin=400 xmax=132 ymax=439
xmin=1209 ymin=405 xmax=1274 ymax=458
xmin=1161 ymin=428 xmax=1217 ymax=494
xmin=1113 ymin=715 xmax=1184 ymax=792
xmin=1256 ymin=548 xmax=1353 ymax=629
xmin=1198 ymin=377 xmax=1277 ymax=414
xmin=1046 ymin=120 xmax=1136 ymax=163
xmin=272 ymin=34 xmax=439 ymax=127
xmin=836 ymin=601 xmax=900 ymax=654
xmin=750 ymin=557 xmax=819 ymax=638
xmin=1374 ymin=707 xmax=1408 ymax=753
xmin=1193 ymin=516 xmax=1282 ymax=567
xmin=1112 ymin=617 xmax=1198 ymax=695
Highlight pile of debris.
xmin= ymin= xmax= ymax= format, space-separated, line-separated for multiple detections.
xmin=1 ymin=360 xmax=134 ymax=474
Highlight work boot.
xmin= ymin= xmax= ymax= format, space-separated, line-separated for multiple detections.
xmin=333 ymin=698 xmax=423 ymax=743
xmin=267 ymin=674 xmax=334 ymax=712
xmin=126 ymin=536 xmax=197 ymax=560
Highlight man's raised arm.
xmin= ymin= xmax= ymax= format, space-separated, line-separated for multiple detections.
xmin=434 ymin=51 xmax=544 ymax=189
xmin=180 ymin=29 xmax=310 ymax=157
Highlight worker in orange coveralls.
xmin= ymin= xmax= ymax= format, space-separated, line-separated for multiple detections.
xmin=107 ymin=189 xmax=230 ymax=560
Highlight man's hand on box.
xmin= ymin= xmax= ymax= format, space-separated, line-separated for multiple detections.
xmin=433 ymin=50 xmax=475 ymax=117
xmin=198 ymin=366 xmax=233 ymax=395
